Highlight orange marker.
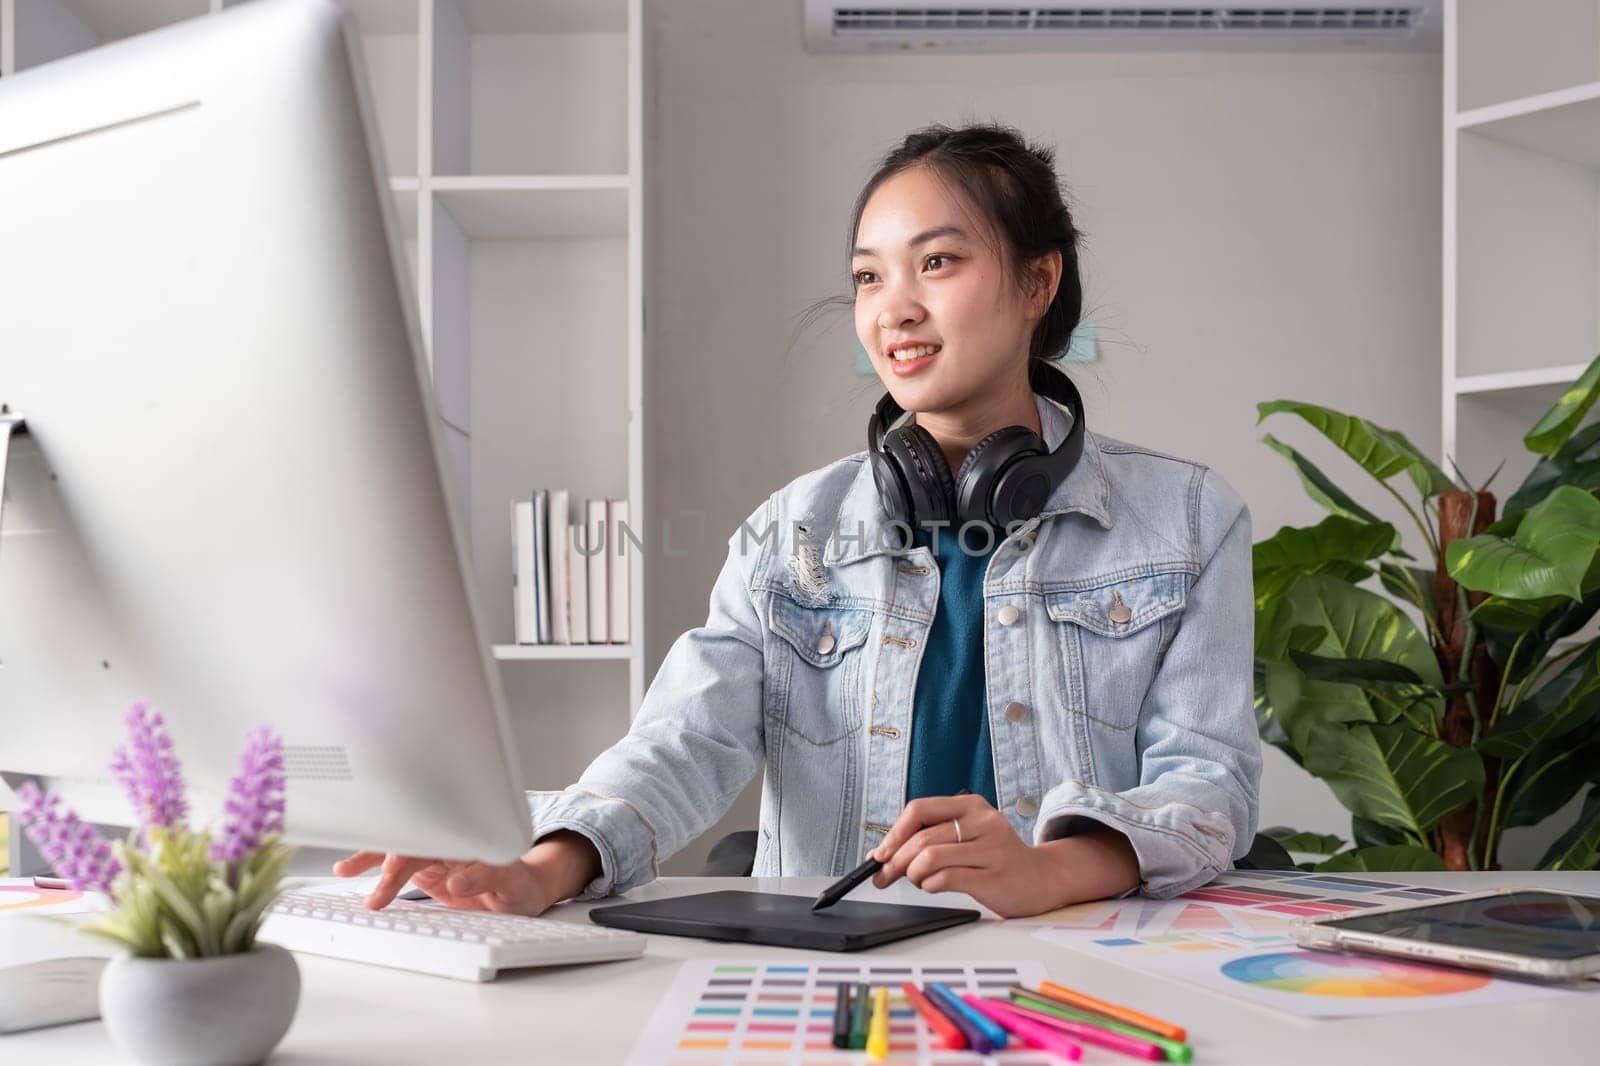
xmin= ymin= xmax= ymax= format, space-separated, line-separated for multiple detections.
xmin=902 ymin=982 xmax=966 ymax=1050
xmin=1036 ymin=981 xmax=1187 ymax=1043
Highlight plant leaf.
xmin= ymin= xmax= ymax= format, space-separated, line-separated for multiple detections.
xmin=1315 ymin=845 xmax=1448 ymax=872
xmin=1504 ymin=713 xmax=1600 ymax=829
xmin=1352 ymin=815 xmax=1414 ymax=849
xmin=1446 ymin=486 xmax=1600 ymax=602
xmin=1506 ymin=420 xmax=1600 ymax=516
xmin=1253 ymin=516 xmax=1396 ymax=609
xmin=1524 ymin=354 xmax=1600 ymax=456
xmin=1536 ymin=786 xmax=1600 ymax=870
xmin=1258 ymin=401 xmax=1455 ymax=498
xmin=1259 ymin=434 xmax=1401 ymax=545
xmin=1479 ymin=642 xmax=1600 ymax=760
xmin=1270 ymin=573 xmax=1444 ymax=690
xmin=1261 ymin=827 xmax=1347 ymax=856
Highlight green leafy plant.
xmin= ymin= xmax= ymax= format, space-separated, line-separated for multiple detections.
xmin=1253 ymin=354 xmax=1600 ymax=872
xmin=16 ymin=702 xmax=295 ymax=958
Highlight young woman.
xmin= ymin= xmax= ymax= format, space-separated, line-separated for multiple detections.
xmin=337 ymin=122 xmax=1261 ymax=919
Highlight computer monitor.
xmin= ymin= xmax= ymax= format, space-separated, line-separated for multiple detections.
xmin=0 ymin=0 xmax=533 ymax=866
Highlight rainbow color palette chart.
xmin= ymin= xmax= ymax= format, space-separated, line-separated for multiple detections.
xmin=628 ymin=958 xmax=1052 ymax=1066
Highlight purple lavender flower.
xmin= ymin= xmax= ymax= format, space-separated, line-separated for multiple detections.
xmin=210 ymin=728 xmax=287 ymax=864
xmin=109 ymin=701 xmax=189 ymax=834
xmin=15 ymin=780 xmax=122 ymax=894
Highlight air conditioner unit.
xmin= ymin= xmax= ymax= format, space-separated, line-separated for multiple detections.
xmin=802 ymin=1 xmax=1442 ymax=53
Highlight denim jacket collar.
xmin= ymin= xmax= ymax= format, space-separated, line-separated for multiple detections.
xmin=824 ymin=394 xmax=1113 ymax=566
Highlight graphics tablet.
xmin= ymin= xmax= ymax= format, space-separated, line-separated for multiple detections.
xmin=588 ymin=891 xmax=981 ymax=952
xmin=1291 ymin=887 xmax=1600 ymax=982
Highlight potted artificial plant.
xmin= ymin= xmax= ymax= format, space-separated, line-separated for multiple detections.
xmin=16 ymin=702 xmax=299 ymax=1065
xmin=1252 ymin=354 xmax=1600 ymax=872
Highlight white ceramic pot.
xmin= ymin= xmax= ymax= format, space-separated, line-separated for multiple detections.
xmin=98 ymin=942 xmax=300 ymax=1065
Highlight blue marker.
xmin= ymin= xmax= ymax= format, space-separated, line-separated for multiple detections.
xmin=928 ymin=982 xmax=1008 ymax=1051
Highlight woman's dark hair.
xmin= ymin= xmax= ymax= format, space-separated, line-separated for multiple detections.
xmin=791 ymin=121 xmax=1084 ymax=370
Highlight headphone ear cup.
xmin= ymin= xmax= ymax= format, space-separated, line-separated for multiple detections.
xmin=954 ymin=426 xmax=1047 ymax=530
xmin=886 ymin=423 xmax=955 ymax=529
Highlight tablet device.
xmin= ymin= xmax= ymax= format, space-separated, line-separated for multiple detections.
xmin=1290 ymin=887 xmax=1600 ymax=982
xmin=588 ymin=891 xmax=981 ymax=952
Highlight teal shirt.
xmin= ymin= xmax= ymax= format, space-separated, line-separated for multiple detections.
xmin=905 ymin=523 xmax=999 ymax=807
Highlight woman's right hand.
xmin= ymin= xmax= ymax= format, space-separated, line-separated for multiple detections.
xmin=333 ymin=829 xmax=603 ymax=916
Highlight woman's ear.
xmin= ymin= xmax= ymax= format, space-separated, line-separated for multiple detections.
xmin=1026 ymin=250 xmax=1063 ymax=318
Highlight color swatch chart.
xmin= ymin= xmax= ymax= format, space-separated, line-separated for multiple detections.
xmin=628 ymin=958 xmax=1052 ymax=1066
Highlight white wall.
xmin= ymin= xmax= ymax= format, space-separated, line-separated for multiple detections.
xmin=644 ymin=1 xmax=1444 ymax=874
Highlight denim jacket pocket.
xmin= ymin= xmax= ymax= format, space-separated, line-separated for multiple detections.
xmin=767 ymin=592 xmax=874 ymax=745
xmin=1045 ymin=571 xmax=1188 ymax=730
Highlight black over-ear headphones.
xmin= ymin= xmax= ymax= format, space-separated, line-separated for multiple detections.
xmin=867 ymin=359 xmax=1086 ymax=540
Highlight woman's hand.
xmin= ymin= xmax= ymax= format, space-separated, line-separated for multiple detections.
xmin=870 ymin=794 xmax=1141 ymax=918
xmin=332 ymin=829 xmax=603 ymax=916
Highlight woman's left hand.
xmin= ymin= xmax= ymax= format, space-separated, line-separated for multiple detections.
xmin=869 ymin=794 xmax=1140 ymax=917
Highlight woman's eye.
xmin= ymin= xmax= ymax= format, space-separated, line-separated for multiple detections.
xmin=852 ymin=271 xmax=875 ymax=287
xmin=925 ymin=254 xmax=948 ymax=270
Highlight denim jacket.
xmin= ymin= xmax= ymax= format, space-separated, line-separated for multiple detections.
xmin=527 ymin=394 xmax=1261 ymax=900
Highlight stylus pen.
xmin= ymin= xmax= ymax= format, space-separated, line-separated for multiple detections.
xmin=812 ymin=855 xmax=882 ymax=911
xmin=813 ymin=789 xmax=971 ymax=911
xmin=831 ymin=984 xmax=854 ymax=1049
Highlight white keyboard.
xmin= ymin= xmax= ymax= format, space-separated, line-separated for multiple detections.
xmin=260 ymin=889 xmax=646 ymax=982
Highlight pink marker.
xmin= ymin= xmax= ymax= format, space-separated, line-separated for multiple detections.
xmin=964 ymin=994 xmax=1082 ymax=1062
xmin=990 ymin=998 xmax=1164 ymax=1061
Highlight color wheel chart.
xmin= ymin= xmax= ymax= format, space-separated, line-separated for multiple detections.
xmin=1029 ymin=871 xmax=1596 ymax=1018
xmin=628 ymin=958 xmax=1053 ymax=1066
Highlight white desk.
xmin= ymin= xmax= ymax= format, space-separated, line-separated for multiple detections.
xmin=4 ymin=871 xmax=1598 ymax=1064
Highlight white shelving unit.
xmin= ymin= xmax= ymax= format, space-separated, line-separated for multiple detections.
xmin=1443 ymin=0 xmax=1600 ymax=490
xmin=0 ymin=0 xmax=652 ymax=727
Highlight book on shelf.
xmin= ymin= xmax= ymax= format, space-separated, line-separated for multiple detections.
xmin=548 ymin=489 xmax=572 ymax=645
xmin=511 ymin=490 xmax=631 ymax=647
xmin=566 ymin=515 xmax=588 ymax=645
xmin=607 ymin=498 xmax=630 ymax=644
xmin=511 ymin=500 xmax=537 ymax=645
xmin=532 ymin=489 xmax=551 ymax=644
xmin=586 ymin=498 xmax=608 ymax=644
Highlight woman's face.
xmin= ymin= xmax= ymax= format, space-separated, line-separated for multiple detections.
xmin=852 ymin=165 xmax=1048 ymax=418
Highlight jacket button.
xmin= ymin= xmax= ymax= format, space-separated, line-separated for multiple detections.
xmin=997 ymin=604 xmax=1021 ymax=626
xmin=1005 ymin=701 xmax=1029 ymax=723
xmin=1016 ymin=796 xmax=1038 ymax=817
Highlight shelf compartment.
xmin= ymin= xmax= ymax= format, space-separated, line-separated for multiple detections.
xmin=1455 ymin=0 xmax=1600 ymax=113
xmin=1451 ymin=383 xmax=1597 ymax=500
xmin=424 ymin=197 xmax=630 ymax=648
xmin=1455 ymin=128 xmax=1599 ymax=379
xmin=430 ymin=0 xmax=628 ymax=178
xmin=336 ymin=0 xmax=421 ymax=179
xmin=11 ymin=0 xmax=208 ymax=71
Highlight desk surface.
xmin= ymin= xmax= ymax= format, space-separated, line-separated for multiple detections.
xmin=4 ymin=870 xmax=1598 ymax=1064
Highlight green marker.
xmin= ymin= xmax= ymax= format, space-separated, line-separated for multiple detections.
xmin=850 ymin=981 xmax=871 ymax=1050
xmin=1010 ymin=988 xmax=1194 ymax=1063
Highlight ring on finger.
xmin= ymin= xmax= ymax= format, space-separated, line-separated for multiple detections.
xmin=952 ymin=818 xmax=963 ymax=844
